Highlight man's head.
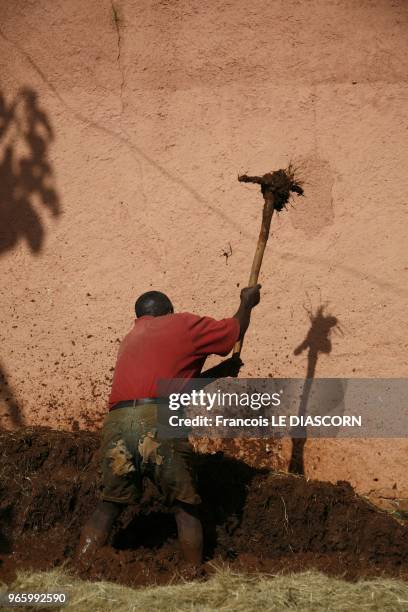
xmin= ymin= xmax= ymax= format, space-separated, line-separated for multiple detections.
xmin=135 ymin=291 xmax=174 ymax=318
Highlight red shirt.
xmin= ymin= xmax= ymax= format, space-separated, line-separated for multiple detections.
xmin=108 ymin=312 xmax=240 ymax=408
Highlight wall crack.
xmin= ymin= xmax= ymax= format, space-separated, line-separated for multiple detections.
xmin=111 ymin=0 xmax=125 ymax=116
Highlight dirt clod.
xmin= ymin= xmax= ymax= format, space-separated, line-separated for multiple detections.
xmin=238 ymin=165 xmax=304 ymax=211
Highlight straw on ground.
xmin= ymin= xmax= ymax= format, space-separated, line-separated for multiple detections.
xmin=1 ymin=568 xmax=408 ymax=612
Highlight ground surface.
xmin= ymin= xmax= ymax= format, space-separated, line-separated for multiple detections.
xmin=0 ymin=428 xmax=407 ymax=588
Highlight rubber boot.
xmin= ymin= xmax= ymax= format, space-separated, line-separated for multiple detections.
xmin=174 ymin=503 xmax=203 ymax=567
xmin=76 ymin=500 xmax=122 ymax=563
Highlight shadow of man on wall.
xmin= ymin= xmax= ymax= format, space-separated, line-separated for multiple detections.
xmin=289 ymin=304 xmax=341 ymax=475
xmin=0 ymin=87 xmax=61 ymax=428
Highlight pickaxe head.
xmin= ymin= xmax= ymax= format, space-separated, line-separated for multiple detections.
xmin=238 ymin=166 xmax=304 ymax=211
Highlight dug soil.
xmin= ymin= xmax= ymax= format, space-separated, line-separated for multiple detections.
xmin=0 ymin=427 xmax=407 ymax=587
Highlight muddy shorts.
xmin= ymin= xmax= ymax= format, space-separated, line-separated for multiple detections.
xmin=100 ymin=404 xmax=201 ymax=506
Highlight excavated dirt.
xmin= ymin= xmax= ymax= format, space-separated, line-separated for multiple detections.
xmin=0 ymin=427 xmax=407 ymax=587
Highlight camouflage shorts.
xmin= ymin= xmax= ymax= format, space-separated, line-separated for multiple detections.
xmin=100 ymin=404 xmax=201 ymax=506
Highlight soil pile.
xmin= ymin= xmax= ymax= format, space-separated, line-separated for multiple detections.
xmin=0 ymin=427 xmax=407 ymax=587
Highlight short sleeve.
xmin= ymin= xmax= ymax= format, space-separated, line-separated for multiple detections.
xmin=187 ymin=315 xmax=240 ymax=357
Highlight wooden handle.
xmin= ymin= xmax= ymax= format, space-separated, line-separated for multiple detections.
xmin=233 ymin=191 xmax=275 ymax=357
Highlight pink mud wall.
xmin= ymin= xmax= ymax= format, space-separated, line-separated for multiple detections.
xmin=0 ymin=0 xmax=407 ymax=505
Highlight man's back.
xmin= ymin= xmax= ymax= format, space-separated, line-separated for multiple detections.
xmin=108 ymin=312 xmax=239 ymax=407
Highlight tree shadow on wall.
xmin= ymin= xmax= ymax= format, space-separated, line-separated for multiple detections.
xmin=289 ymin=304 xmax=343 ymax=476
xmin=0 ymin=363 xmax=24 ymax=428
xmin=0 ymin=87 xmax=61 ymax=428
xmin=0 ymin=87 xmax=60 ymax=254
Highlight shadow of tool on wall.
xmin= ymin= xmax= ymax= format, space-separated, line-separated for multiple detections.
xmin=289 ymin=304 xmax=343 ymax=475
xmin=0 ymin=87 xmax=61 ymax=427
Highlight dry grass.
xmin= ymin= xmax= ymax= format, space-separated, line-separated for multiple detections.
xmin=1 ymin=568 xmax=408 ymax=612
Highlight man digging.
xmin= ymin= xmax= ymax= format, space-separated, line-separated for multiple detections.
xmin=78 ymin=285 xmax=261 ymax=567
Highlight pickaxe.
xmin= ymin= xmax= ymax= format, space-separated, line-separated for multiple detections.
xmin=233 ymin=166 xmax=304 ymax=357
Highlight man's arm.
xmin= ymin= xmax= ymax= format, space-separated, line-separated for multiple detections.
xmin=198 ymin=284 xmax=261 ymax=380
xmin=188 ymin=285 xmax=261 ymax=359
xmin=199 ymin=356 xmax=243 ymax=379
xmin=233 ymin=284 xmax=262 ymax=340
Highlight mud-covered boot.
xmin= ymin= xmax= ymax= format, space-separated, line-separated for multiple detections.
xmin=76 ymin=500 xmax=122 ymax=565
